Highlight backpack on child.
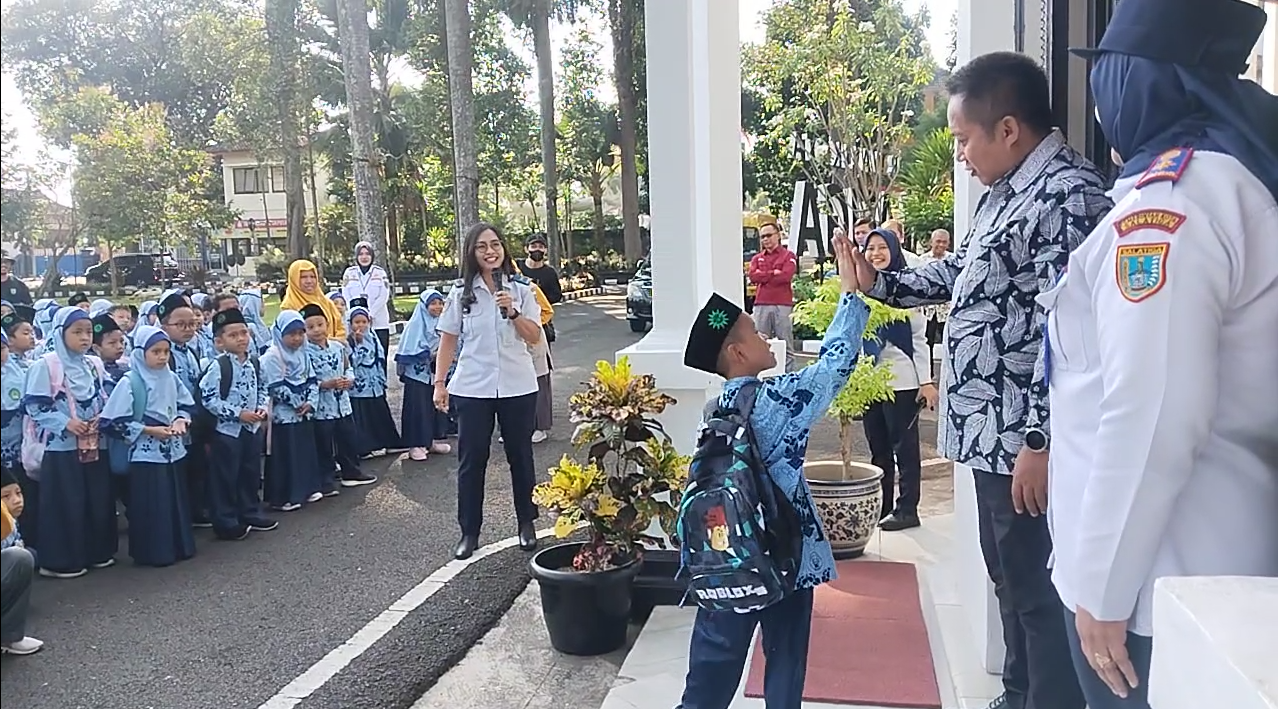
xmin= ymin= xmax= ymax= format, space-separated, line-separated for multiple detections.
xmin=107 ymin=371 xmax=149 ymax=475
xmin=675 ymin=380 xmax=804 ymax=613
xmin=21 ymin=352 xmax=109 ymax=478
xmin=192 ymin=354 xmax=260 ymax=431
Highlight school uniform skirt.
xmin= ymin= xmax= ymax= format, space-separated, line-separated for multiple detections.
xmin=127 ymin=461 xmax=196 ymax=567
xmin=265 ymin=421 xmax=321 ymax=507
xmin=36 ymin=451 xmax=117 ymax=574
xmin=400 ymin=378 xmax=443 ymax=448
xmin=350 ymin=395 xmax=402 ymax=454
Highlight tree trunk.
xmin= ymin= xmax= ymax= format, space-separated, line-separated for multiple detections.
xmin=336 ymin=0 xmax=389 ymax=267
xmin=443 ymin=0 xmax=481 ymax=256
xmin=608 ymin=0 xmax=643 ymax=263
xmin=531 ymin=0 xmax=560 ymax=267
xmin=265 ymin=0 xmax=310 ymax=259
xmin=589 ymin=171 xmax=605 ymax=242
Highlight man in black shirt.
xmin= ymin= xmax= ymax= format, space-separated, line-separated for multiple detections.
xmin=518 ymin=233 xmax=562 ymax=304
xmin=0 ymin=257 xmax=32 ymax=306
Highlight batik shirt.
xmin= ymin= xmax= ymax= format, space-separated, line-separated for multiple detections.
xmin=199 ymin=354 xmax=269 ymax=438
xmin=261 ymin=350 xmax=318 ymax=425
xmin=867 ymin=130 xmax=1112 ymax=475
xmin=713 ymin=293 xmax=869 ymax=590
xmin=23 ymin=355 xmax=108 ymax=453
xmin=194 ymin=325 xmax=216 ymax=361
xmin=168 ymin=341 xmax=204 ymax=401
xmin=105 ymin=371 xmax=196 ymax=464
xmin=307 ymin=339 xmax=353 ymax=420
xmin=101 ymin=358 xmax=127 ymax=397
xmin=0 ymin=356 xmax=29 ymax=467
xmin=349 ymin=334 xmax=387 ymax=399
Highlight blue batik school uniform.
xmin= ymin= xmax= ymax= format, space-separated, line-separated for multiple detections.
xmin=395 ymin=290 xmax=448 ymax=448
xmin=307 ymin=338 xmax=364 ymax=490
xmin=261 ymin=311 xmax=322 ymax=510
xmin=200 ymin=350 xmax=273 ymax=538
xmin=346 ymin=307 xmax=402 ymax=454
xmin=99 ymin=354 xmax=131 ymax=508
xmin=238 ymin=290 xmax=272 ymax=357
xmin=22 ymin=308 xmax=118 ymax=577
xmin=167 ymin=336 xmax=210 ymax=526
xmin=1 ymin=346 xmax=29 ymax=470
xmin=102 ymin=326 xmax=197 ymax=567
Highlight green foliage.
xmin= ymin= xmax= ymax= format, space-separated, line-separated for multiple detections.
xmin=897 ymin=126 xmax=955 ymax=245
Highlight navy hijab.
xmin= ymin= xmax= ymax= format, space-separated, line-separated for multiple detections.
xmin=1090 ymin=52 xmax=1278 ymax=202
xmin=861 ymin=228 xmax=913 ymax=361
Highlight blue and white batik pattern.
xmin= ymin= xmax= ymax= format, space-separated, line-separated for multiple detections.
xmin=306 ymin=339 xmax=353 ymax=420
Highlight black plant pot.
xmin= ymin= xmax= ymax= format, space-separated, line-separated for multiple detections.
xmin=530 ymin=542 xmax=643 ymax=656
xmin=630 ymin=549 xmax=688 ymax=621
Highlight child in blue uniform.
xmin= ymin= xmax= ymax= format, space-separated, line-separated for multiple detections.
xmin=396 ymin=289 xmax=452 ymax=461
xmin=261 ymin=310 xmax=321 ymax=512
xmin=346 ymin=299 xmax=402 ymax=456
xmin=23 ymin=306 xmax=117 ymax=579
xmin=237 ymin=289 xmax=271 ymax=357
xmin=199 ymin=308 xmax=277 ymax=540
xmin=301 ymin=304 xmax=374 ymax=494
xmin=92 ymin=313 xmax=130 ymax=508
xmin=102 ymin=325 xmax=197 ymax=567
xmin=2 ymin=308 xmax=36 ymax=552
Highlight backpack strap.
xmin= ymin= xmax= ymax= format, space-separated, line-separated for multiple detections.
xmin=128 ymin=371 xmax=147 ymax=421
xmin=42 ymin=353 xmax=65 ymax=399
xmin=218 ymin=354 xmax=234 ymax=400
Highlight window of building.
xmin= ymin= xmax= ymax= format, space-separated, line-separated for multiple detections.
xmin=232 ymin=167 xmax=265 ymax=194
xmin=271 ymin=165 xmax=286 ymax=193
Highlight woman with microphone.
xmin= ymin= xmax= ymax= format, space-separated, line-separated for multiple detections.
xmin=433 ymin=223 xmax=545 ymax=561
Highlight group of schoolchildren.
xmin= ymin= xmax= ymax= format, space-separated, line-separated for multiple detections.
xmin=0 ymin=273 xmax=464 ymax=591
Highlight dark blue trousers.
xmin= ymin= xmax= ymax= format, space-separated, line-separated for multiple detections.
xmin=679 ymin=588 xmax=813 ymax=709
xmin=453 ymin=393 xmax=538 ymax=538
xmin=315 ymin=416 xmax=363 ymax=487
xmin=208 ymin=428 xmax=265 ymax=537
xmin=1064 ymin=609 xmax=1153 ymax=709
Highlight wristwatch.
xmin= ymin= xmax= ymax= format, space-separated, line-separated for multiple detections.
xmin=1024 ymin=427 xmax=1050 ymax=453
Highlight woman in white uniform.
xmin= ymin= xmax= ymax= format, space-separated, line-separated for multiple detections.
xmin=340 ymin=241 xmax=392 ymax=372
xmin=432 ymin=223 xmax=545 ymax=561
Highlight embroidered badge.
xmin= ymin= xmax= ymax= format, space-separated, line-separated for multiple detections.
xmin=1115 ymin=243 xmax=1170 ymax=302
xmin=1135 ymin=148 xmax=1193 ymax=189
xmin=1114 ymin=209 xmax=1186 ymax=238
xmin=707 ymin=309 xmax=730 ymax=330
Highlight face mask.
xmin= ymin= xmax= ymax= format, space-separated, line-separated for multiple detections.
xmin=527 ymin=250 xmax=546 ymax=262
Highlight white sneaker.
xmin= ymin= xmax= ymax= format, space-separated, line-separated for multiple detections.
xmin=531 ymin=430 xmax=548 ymax=444
xmin=275 ymin=502 xmax=302 ymax=512
xmin=430 ymin=442 xmax=452 ymax=454
xmin=306 ymin=492 xmax=323 ymax=503
xmin=39 ymin=568 xmax=87 ymax=579
xmin=1 ymin=637 xmax=44 ymax=655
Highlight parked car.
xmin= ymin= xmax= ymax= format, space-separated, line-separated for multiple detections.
xmin=85 ymin=253 xmax=186 ymax=287
xmin=626 ymin=259 xmax=652 ymax=333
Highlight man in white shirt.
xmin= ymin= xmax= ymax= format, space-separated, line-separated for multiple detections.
xmin=1042 ymin=1 xmax=1278 ymax=706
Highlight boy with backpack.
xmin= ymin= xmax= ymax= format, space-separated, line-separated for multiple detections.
xmin=676 ymin=232 xmax=868 ymax=709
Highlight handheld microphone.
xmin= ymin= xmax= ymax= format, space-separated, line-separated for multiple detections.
xmin=496 ymin=271 xmax=510 ymax=319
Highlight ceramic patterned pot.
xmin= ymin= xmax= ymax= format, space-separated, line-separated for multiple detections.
xmin=804 ymin=460 xmax=884 ymax=559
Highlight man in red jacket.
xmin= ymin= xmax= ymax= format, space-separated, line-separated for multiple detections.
xmin=748 ymin=221 xmax=798 ymax=370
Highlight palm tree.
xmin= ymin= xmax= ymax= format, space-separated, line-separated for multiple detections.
xmin=335 ymin=0 xmax=389 ymax=265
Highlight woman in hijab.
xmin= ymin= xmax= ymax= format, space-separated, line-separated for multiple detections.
xmin=237 ymin=288 xmax=271 ymax=356
xmin=281 ymin=260 xmax=345 ymax=338
xmin=138 ymin=300 xmax=159 ymax=327
xmin=101 ymin=325 xmax=197 ymax=567
xmin=340 ymin=242 xmax=391 ymax=369
xmin=22 ymin=306 xmax=116 ymax=578
xmin=346 ymin=299 xmax=402 ymax=456
xmin=859 ymin=228 xmax=934 ymax=532
xmin=260 ymin=310 xmax=322 ymax=511
xmin=395 ymin=290 xmax=452 ymax=461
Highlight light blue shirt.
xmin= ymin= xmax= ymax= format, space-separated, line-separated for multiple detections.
xmin=104 ymin=370 xmax=196 ymax=464
xmin=308 ymin=339 xmax=353 ymax=420
xmin=23 ymin=355 xmax=108 ymax=453
xmin=261 ymin=349 xmax=318 ymax=425
xmin=436 ymin=275 xmax=541 ymax=399
xmin=199 ymin=353 xmax=269 ymax=438
xmin=168 ymin=340 xmax=203 ymax=400
xmin=349 ymin=332 xmax=387 ymax=398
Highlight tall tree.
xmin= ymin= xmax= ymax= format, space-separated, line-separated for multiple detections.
xmin=336 ymin=0 xmax=390 ymax=267
xmin=558 ymin=29 xmax=620 ymax=246
xmin=443 ymin=0 xmax=482 ymax=238
xmin=266 ymin=0 xmax=311 ymax=258
xmin=606 ymin=0 xmax=643 ymax=262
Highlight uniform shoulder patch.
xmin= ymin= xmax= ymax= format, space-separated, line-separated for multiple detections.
xmin=1114 ymin=209 xmax=1187 ymax=237
xmin=1115 ymin=242 xmax=1170 ymax=303
xmin=1135 ymin=148 xmax=1193 ymax=189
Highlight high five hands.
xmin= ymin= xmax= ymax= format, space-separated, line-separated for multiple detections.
xmin=831 ymin=227 xmax=877 ymax=294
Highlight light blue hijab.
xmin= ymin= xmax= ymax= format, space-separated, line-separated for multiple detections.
xmin=394 ymin=289 xmax=444 ymax=364
xmin=190 ymin=293 xmax=209 ymax=310
xmin=1 ymin=330 xmax=22 ymax=413
xmin=139 ymin=300 xmax=159 ymax=325
xmin=238 ymin=289 xmax=267 ymax=327
xmin=266 ymin=310 xmax=310 ymax=385
xmin=345 ymin=305 xmax=379 ymax=364
xmin=103 ymin=325 xmax=178 ymax=424
xmin=46 ymin=306 xmax=97 ymax=400
xmin=89 ymin=298 xmax=114 ymax=318
xmin=33 ymin=298 xmax=57 ymax=337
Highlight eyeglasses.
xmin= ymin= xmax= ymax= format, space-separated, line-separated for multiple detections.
xmin=475 ymin=241 xmax=504 ymax=253
xmin=168 ymin=320 xmax=198 ymax=330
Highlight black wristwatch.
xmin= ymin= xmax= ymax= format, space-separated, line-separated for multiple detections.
xmin=1024 ymin=427 xmax=1050 ymax=453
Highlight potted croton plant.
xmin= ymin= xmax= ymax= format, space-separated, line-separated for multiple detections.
xmin=529 ymin=357 xmax=691 ymax=656
xmin=791 ymin=277 xmax=910 ymax=558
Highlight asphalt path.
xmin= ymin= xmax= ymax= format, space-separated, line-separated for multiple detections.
xmin=0 ymin=291 xmax=642 ymax=709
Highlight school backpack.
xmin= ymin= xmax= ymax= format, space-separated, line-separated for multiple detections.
xmin=107 ymin=371 xmax=148 ymax=475
xmin=675 ymin=380 xmax=804 ymax=613
xmin=192 ymin=354 xmax=260 ymax=430
xmin=21 ymin=352 xmax=108 ymax=478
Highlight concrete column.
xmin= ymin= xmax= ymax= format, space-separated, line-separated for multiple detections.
xmin=620 ymin=0 xmax=785 ymax=456
xmin=954 ymin=0 xmax=1018 ymax=675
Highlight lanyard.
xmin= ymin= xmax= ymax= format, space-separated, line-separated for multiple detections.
xmin=353 ymin=267 xmax=375 ymax=296
xmin=1041 ymin=270 xmax=1066 ymax=387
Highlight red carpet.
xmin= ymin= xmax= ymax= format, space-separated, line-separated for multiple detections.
xmin=744 ymin=560 xmax=941 ymax=708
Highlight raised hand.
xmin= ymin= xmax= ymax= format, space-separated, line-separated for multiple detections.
xmin=832 ymin=232 xmax=860 ymax=294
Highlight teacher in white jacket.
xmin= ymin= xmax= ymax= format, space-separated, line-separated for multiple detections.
xmin=341 ymin=241 xmax=392 ymax=371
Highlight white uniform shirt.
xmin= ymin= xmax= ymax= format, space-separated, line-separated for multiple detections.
xmin=1040 ymin=150 xmax=1278 ymax=636
xmin=341 ymin=265 xmax=392 ymax=329
xmin=437 ymin=275 xmax=541 ymax=399
xmin=878 ymin=311 xmax=932 ymax=391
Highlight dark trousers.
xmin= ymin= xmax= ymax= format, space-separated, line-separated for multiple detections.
xmin=0 ymin=547 xmax=35 ymax=644
xmin=208 ymin=428 xmax=264 ymax=537
xmin=862 ymin=390 xmax=922 ymax=517
xmin=454 ymin=393 xmax=538 ymax=538
xmin=186 ymin=424 xmax=211 ymax=523
xmin=679 ymin=588 xmax=814 ymax=709
xmin=1064 ymin=609 xmax=1153 ymax=709
xmin=974 ymin=471 xmax=1084 ymax=709
xmin=315 ymin=416 xmax=363 ymax=488
xmin=376 ymin=329 xmax=390 ymax=375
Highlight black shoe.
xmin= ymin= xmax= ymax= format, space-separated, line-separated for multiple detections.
xmin=192 ymin=515 xmax=213 ymax=529
xmin=246 ymin=518 xmax=279 ymax=532
xmin=340 ymin=474 xmax=378 ymax=487
xmin=880 ymin=512 xmax=922 ymax=531
xmin=518 ymin=523 xmax=538 ymax=551
xmin=985 ymin=693 xmax=1012 ymax=709
xmin=455 ymin=535 xmax=479 ymax=560
xmin=218 ymin=526 xmax=250 ymax=541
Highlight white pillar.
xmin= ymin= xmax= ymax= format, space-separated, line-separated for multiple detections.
xmin=618 ymin=0 xmax=746 ymax=455
xmin=954 ymin=0 xmax=1018 ymax=676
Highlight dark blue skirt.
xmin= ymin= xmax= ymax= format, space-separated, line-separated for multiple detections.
xmin=400 ymin=378 xmax=444 ymax=448
xmin=36 ymin=450 xmax=117 ymax=574
xmin=127 ymin=461 xmax=195 ymax=567
xmin=265 ymin=421 xmax=321 ymax=507
xmin=350 ymin=395 xmax=402 ymax=454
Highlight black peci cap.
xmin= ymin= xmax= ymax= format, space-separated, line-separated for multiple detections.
xmin=300 ymin=303 xmax=326 ymax=321
xmin=212 ymin=307 xmax=247 ymax=335
xmin=91 ymin=313 xmax=121 ymax=343
xmin=683 ymin=293 xmax=744 ymax=376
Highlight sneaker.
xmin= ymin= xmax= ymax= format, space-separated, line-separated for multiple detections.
xmin=219 ymin=526 xmax=250 ymax=541
xmin=880 ymin=512 xmax=922 ymax=532
xmin=307 ymin=492 xmax=324 ymax=503
xmin=247 ymin=518 xmax=279 ymax=532
xmin=408 ymin=447 xmax=428 ymax=461
xmin=429 ymin=442 xmax=452 ymax=454
xmin=340 ymin=474 xmax=378 ymax=487
xmin=530 ymin=430 xmax=548 ymax=444
xmin=39 ymin=568 xmax=87 ymax=579
xmin=192 ymin=520 xmax=214 ymax=529
xmin=985 ymin=694 xmax=1011 ymax=709
xmin=89 ymin=558 xmax=116 ymax=569
xmin=322 ymin=489 xmax=340 ymax=498
xmin=1 ymin=637 xmax=44 ymax=655
xmin=273 ymin=502 xmax=303 ymax=512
